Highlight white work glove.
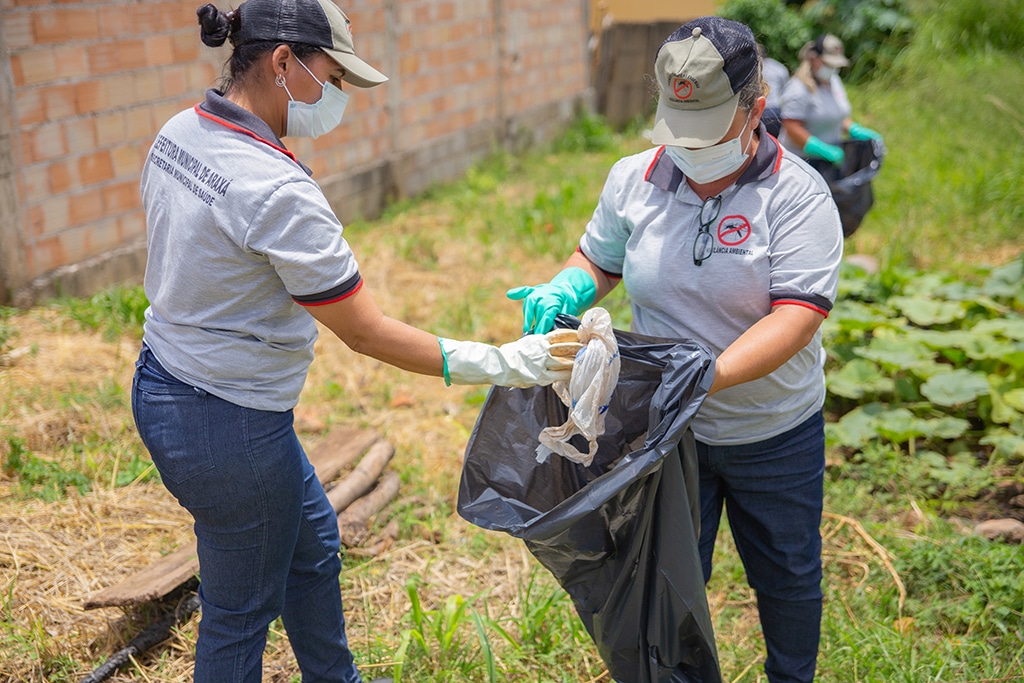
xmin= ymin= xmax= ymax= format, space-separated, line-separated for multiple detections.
xmin=440 ymin=332 xmax=581 ymax=388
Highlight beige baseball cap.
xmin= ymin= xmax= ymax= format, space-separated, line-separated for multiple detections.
xmin=812 ymin=34 xmax=850 ymax=68
xmin=651 ymin=17 xmax=759 ymax=148
xmin=237 ymin=0 xmax=388 ymax=88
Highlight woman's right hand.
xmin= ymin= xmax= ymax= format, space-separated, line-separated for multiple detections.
xmin=506 ymin=267 xmax=597 ymax=334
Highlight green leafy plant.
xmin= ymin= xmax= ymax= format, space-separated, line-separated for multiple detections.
xmin=824 ymin=258 xmax=1024 ymax=503
xmin=915 ymin=0 xmax=1024 ymax=56
xmin=394 ymin=577 xmax=492 ymax=683
xmin=551 ymin=111 xmax=616 ymax=154
xmin=803 ymin=0 xmax=916 ymax=83
xmin=0 ymin=307 xmax=18 ymax=357
xmin=895 ymin=531 xmax=1024 ymax=635
xmin=718 ymin=0 xmax=813 ymax=69
xmin=3 ymin=437 xmax=91 ymax=501
xmin=58 ymin=284 xmax=149 ymax=341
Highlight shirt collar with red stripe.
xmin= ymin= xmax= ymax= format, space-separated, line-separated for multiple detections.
xmin=645 ymin=123 xmax=783 ymax=193
xmin=196 ymin=89 xmax=313 ymax=177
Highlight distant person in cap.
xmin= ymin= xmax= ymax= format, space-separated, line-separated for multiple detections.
xmin=778 ymin=34 xmax=884 ymax=166
xmin=506 ymin=16 xmax=842 ymax=683
xmin=131 ymin=1 xmax=574 ymax=681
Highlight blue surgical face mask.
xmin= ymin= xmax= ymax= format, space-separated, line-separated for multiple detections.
xmin=279 ymin=59 xmax=350 ymax=139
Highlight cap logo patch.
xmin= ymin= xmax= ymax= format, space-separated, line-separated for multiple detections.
xmin=672 ymin=77 xmax=694 ymax=100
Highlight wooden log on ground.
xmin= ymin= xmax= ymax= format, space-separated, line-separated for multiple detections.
xmin=305 ymin=427 xmax=381 ymax=485
xmin=83 ymin=540 xmax=199 ymax=610
xmin=84 ymin=427 xmax=381 ymax=609
xmin=325 ymin=440 xmax=395 ymax=513
xmin=338 ymin=470 xmax=401 ymax=547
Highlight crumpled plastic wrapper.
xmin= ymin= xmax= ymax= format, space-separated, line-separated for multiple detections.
xmin=536 ymin=307 xmax=620 ymax=466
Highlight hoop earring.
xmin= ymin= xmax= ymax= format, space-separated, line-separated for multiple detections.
xmin=275 ymin=74 xmax=286 ymax=88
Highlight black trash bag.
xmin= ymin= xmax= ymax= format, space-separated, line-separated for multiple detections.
xmin=457 ymin=316 xmax=721 ymax=683
xmin=808 ymin=137 xmax=885 ymax=237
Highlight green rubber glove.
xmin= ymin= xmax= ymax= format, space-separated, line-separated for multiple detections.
xmin=506 ymin=266 xmax=596 ymax=334
xmin=804 ymin=135 xmax=845 ymax=166
xmin=848 ymin=122 xmax=882 ymax=141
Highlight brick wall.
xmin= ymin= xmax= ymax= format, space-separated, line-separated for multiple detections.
xmin=0 ymin=0 xmax=592 ymax=305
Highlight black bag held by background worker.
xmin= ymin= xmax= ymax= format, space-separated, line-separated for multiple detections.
xmin=809 ymin=137 xmax=885 ymax=237
xmin=458 ymin=317 xmax=721 ymax=683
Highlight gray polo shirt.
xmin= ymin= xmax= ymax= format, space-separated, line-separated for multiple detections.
xmin=778 ymin=74 xmax=853 ymax=154
xmin=762 ymin=57 xmax=789 ymax=110
xmin=579 ymin=127 xmax=843 ymax=445
xmin=140 ymin=90 xmax=362 ymax=411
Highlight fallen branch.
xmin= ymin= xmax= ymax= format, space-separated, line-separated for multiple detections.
xmin=80 ymin=593 xmax=201 ymax=683
xmin=326 ymin=440 xmax=395 ymax=513
xmin=338 ymin=470 xmax=401 ymax=547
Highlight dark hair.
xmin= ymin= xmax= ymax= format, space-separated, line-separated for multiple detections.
xmin=738 ymin=60 xmax=767 ymax=112
xmin=196 ymin=3 xmax=323 ymax=92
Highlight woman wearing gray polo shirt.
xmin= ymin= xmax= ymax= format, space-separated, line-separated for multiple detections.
xmin=132 ymin=2 xmax=572 ymax=682
xmin=778 ymin=34 xmax=884 ymax=167
xmin=508 ymin=17 xmax=843 ymax=683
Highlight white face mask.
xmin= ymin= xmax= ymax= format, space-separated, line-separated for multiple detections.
xmin=664 ymin=112 xmax=753 ymax=184
xmin=279 ymin=59 xmax=350 ymax=139
xmin=815 ymin=65 xmax=837 ymax=82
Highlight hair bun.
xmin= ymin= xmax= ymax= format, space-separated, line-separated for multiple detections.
xmin=197 ymin=3 xmax=231 ymax=47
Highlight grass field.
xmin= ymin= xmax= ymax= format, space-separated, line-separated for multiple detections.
xmin=2 ymin=2 xmax=1023 ymax=681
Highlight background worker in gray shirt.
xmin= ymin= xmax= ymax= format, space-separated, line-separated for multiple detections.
xmin=507 ymin=17 xmax=843 ymax=683
xmin=779 ymin=33 xmax=884 ymax=166
xmin=132 ymin=2 xmax=574 ymax=682
xmin=758 ymin=42 xmax=789 ymax=137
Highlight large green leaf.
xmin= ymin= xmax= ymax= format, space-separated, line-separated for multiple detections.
xmin=980 ymin=431 xmax=1024 ymax=459
xmin=1003 ymin=349 xmax=1024 ymax=370
xmin=826 ymin=299 xmax=895 ymax=332
xmin=981 ymin=258 xmax=1024 ymax=299
xmin=930 ymin=416 xmax=971 ymax=440
xmin=888 ymin=296 xmax=966 ymax=326
xmin=874 ymin=407 xmax=932 ymax=443
xmin=903 ymin=360 xmax=955 ymax=381
xmin=827 ymin=403 xmax=887 ymax=448
xmin=903 ymin=272 xmax=953 ymax=297
xmin=826 ymin=359 xmax=894 ymax=399
xmin=1004 ymin=388 xmax=1024 ymax=411
xmin=962 ymin=335 xmax=1021 ymax=362
xmin=909 ymin=329 xmax=977 ymax=350
xmin=972 ymin=317 xmax=1024 ymax=340
xmin=920 ymin=369 xmax=991 ymax=406
xmin=987 ymin=375 xmax=1024 ymax=425
xmin=856 ymin=335 xmax=936 ymax=370
xmin=870 ymin=407 xmax=970 ymax=443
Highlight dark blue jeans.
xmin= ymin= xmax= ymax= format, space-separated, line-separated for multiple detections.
xmin=132 ymin=345 xmax=363 ymax=683
xmin=697 ymin=411 xmax=825 ymax=683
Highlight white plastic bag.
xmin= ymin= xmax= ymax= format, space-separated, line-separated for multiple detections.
xmin=536 ymin=307 xmax=620 ymax=466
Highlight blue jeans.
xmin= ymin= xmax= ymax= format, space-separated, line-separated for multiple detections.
xmin=697 ymin=411 xmax=825 ymax=683
xmin=131 ymin=345 xmax=363 ymax=683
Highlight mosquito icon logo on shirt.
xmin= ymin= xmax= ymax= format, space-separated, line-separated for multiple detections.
xmin=717 ymin=215 xmax=752 ymax=246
